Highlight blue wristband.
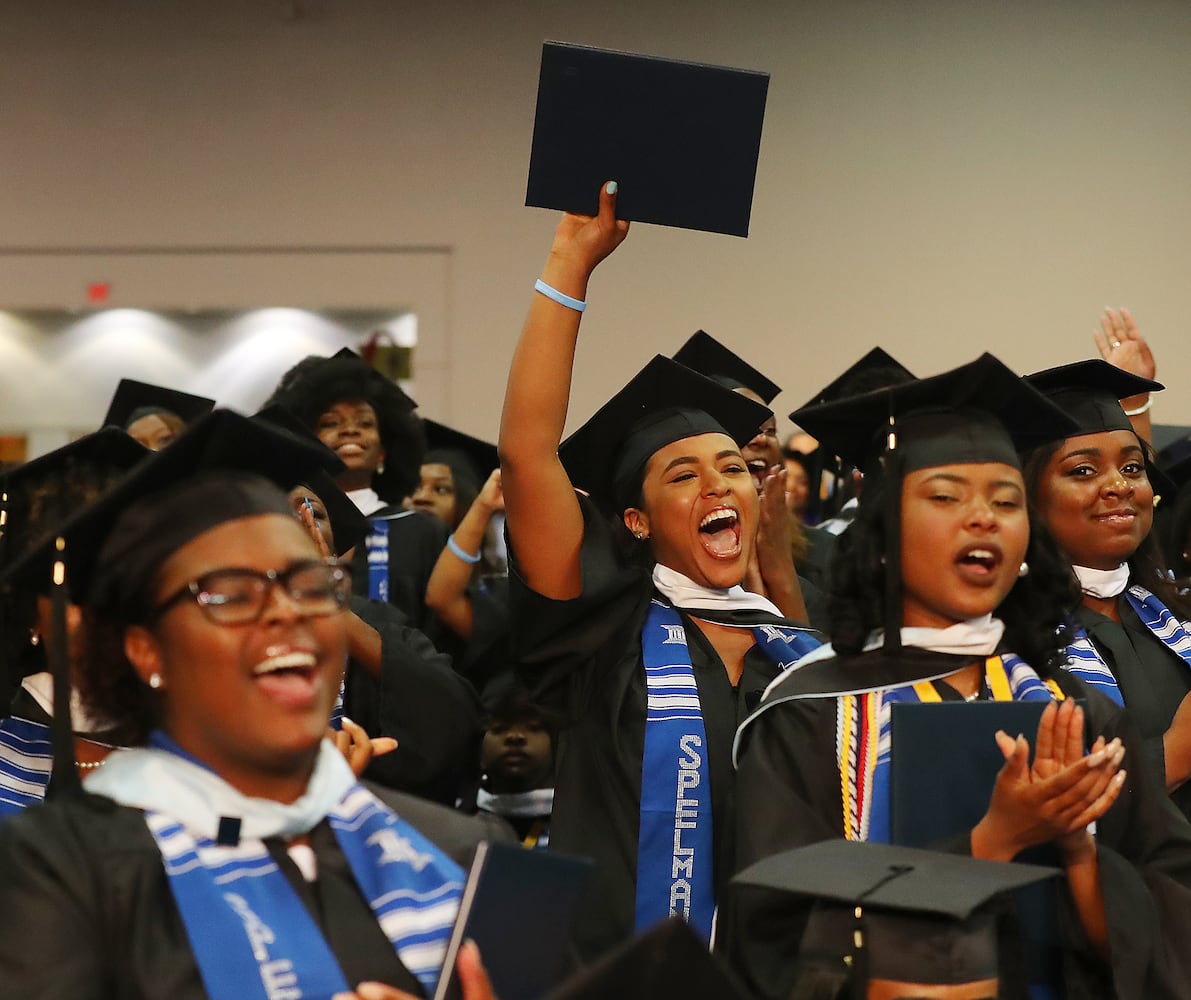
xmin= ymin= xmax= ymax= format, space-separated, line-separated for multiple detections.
xmin=447 ymin=533 xmax=482 ymax=564
xmin=534 ymin=278 xmax=587 ymax=313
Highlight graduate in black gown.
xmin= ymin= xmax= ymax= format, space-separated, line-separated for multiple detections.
xmin=265 ymin=350 xmax=449 ymax=633
xmin=499 ymin=183 xmax=820 ymax=961
xmin=723 ymin=355 xmax=1191 ymax=1000
xmin=0 ymin=412 xmax=504 ymax=1000
xmin=1022 ymin=360 xmax=1191 ymax=823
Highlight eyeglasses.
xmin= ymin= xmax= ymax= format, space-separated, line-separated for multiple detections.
xmin=151 ymin=559 xmax=352 ymax=625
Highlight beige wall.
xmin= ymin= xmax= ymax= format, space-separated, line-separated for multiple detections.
xmin=1 ymin=0 xmax=1188 ymax=437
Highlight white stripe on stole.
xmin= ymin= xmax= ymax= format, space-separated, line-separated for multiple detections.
xmin=213 ymin=862 xmax=280 ymax=885
xmin=197 ymin=841 xmax=272 ymax=866
xmin=373 ymin=881 xmax=464 ymax=909
xmin=391 ymin=940 xmax=450 ymax=977
xmin=647 ymin=695 xmax=703 ymax=711
xmin=336 ymin=786 xmax=376 ymax=818
xmin=0 ymin=773 xmax=50 ymax=797
xmin=378 ymin=898 xmax=460 ymax=939
xmin=646 ymin=674 xmax=698 ymax=689
xmin=0 ymin=746 xmax=52 ymax=772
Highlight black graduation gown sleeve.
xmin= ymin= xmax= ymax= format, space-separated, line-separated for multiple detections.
xmin=719 ymin=666 xmax=1191 ymax=1000
xmin=346 ymin=595 xmax=483 ymax=805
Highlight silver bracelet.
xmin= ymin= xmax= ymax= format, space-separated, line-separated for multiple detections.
xmin=1123 ymin=396 xmax=1153 ymax=417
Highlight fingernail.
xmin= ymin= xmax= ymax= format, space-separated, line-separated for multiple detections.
xmin=1113 ymin=770 xmax=1127 ymax=786
xmin=357 ymin=984 xmax=389 ymax=1000
xmin=605 ymin=181 xmax=618 ymax=195
xmin=1087 ymin=748 xmax=1106 ymax=767
xmin=342 ymin=716 xmax=355 ymax=727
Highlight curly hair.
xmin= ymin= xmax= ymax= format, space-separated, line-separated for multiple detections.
xmin=1022 ymin=438 xmax=1191 ymax=621
xmin=265 ymin=354 xmax=426 ymax=503
xmin=827 ymin=464 xmax=1081 ymax=677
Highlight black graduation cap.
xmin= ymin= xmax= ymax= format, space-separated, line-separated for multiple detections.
xmin=558 ymin=355 xmax=772 ymax=515
xmin=1024 ymin=359 xmax=1163 ymax=440
xmin=254 ymin=404 xmax=367 ymax=558
xmin=790 ymin=354 xmax=1079 ymax=648
xmin=423 ymin=419 xmax=500 ymax=493
xmin=0 ymin=429 xmax=150 ymax=593
xmin=542 ymin=917 xmax=749 ymax=1000
xmin=734 ymin=840 xmax=1059 ymax=991
xmin=671 ymin=330 xmax=781 ymax=404
xmin=798 ymin=347 xmax=917 ymax=410
xmin=526 ymin=41 xmax=769 ymax=238
xmin=791 ymin=353 xmax=1079 ymax=477
xmin=101 ymin=378 xmax=216 ymax=430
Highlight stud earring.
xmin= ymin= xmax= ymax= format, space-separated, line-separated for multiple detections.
xmin=28 ymin=628 xmax=41 ymax=647
xmin=1018 ymin=561 xmax=1030 ymax=578
xmin=377 ymin=460 xmax=385 ymax=476
xmin=148 ymin=673 xmax=163 ymax=690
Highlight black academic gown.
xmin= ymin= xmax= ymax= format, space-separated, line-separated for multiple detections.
xmin=1074 ymin=600 xmax=1191 ymax=820
xmin=0 ymin=784 xmax=514 ymax=1000
xmin=720 ymin=650 xmax=1191 ymax=1000
xmin=509 ymin=497 xmax=811 ymax=962
xmin=345 ymin=595 xmax=483 ymax=804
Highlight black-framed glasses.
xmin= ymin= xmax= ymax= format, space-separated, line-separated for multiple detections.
xmin=151 ymin=558 xmax=352 ymax=625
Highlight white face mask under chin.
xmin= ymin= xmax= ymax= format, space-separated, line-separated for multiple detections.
xmin=1073 ymin=563 xmax=1131 ymax=600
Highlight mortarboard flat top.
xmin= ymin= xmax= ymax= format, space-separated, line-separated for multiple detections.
xmin=798 ymin=347 xmax=916 ymax=410
xmin=101 ymin=378 xmax=216 ymax=430
xmin=734 ymin=840 xmax=1057 ymax=921
xmin=672 ymin=330 xmax=781 ymax=404
xmin=791 ymin=353 xmax=1080 ymax=474
xmin=15 ymin=410 xmax=343 ymax=605
xmin=1024 ymin=359 xmax=1163 ymax=441
xmin=558 ymin=355 xmax=772 ymax=513
xmin=526 ymin=41 xmax=769 ymax=237
xmin=0 ymin=429 xmax=150 ymax=589
xmin=423 ymin=419 xmax=500 ymax=486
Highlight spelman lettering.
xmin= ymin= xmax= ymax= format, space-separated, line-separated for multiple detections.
xmin=670 ymin=733 xmax=702 ymax=918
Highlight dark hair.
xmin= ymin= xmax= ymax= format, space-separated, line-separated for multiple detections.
xmin=266 ymin=355 xmax=426 ymax=503
xmin=422 ymin=449 xmax=480 ymax=530
xmin=1022 ymin=437 xmax=1191 ymax=621
xmin=827 ymin=465 xmax=1080 ymax=676
xmin=78 ymin=608 xmax=160 ymax=746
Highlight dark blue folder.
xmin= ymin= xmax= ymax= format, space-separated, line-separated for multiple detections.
xmin=434 ymin=841 xmax=593 ymax=1000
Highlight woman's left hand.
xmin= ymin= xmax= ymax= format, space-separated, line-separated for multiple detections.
xmin=330 ymin=716 xmax=398 ymax=778
xmin=1094 ymin=306 xmax=1156 ymax=380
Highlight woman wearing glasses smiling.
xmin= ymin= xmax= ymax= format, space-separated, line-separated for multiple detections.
xmin=0 ymin=413 xmax=496 ymax=1000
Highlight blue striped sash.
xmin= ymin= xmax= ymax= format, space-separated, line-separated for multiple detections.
xmin=147 ymin=783 xmax=464 ymax=998
xmin=0 ymin=716 xmax=53 ymax=818
xmin=637 ymin=600 xmax=715 ymax=943
xmin=635 ymin=599 xmax=821 ymax=942
xmin=1062 ymin=630 xmax=1125 ymax=706
xmin=1126 ymin=585 xmax=1191 ymax=670
xmin=365 ymin=518 xmax=390 ymax=602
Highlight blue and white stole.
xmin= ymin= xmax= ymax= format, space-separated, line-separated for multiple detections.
xmin=0 ymin=716 xmax=52 ymax=818
xmin=365 ymin=517 xmax=391 ymax=602
xmin=87 ymin=735 xmax=464 ymax=999
xmin=838 ymin=654 xmax=1063 ymax=844
xmin=1125 ymin=583 xmax=1191 ymax=669
xmin=636 ymin=593 xmax=821 ymax=943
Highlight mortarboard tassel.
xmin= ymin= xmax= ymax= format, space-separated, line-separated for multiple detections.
xmin=45 ymin=536 xmax=82 ymax=799
xmin=881 ymin=411 xmax=903 ymax=655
